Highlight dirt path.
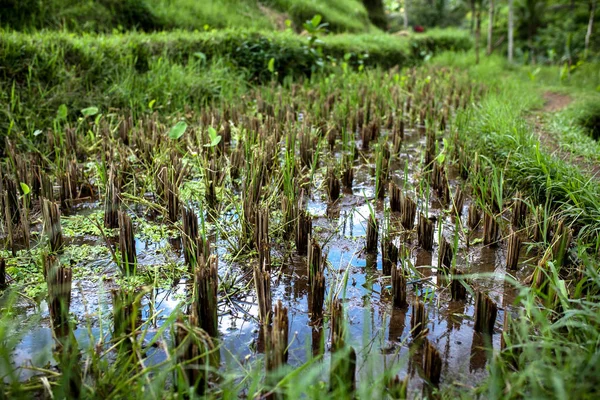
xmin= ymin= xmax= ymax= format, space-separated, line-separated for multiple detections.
xmin=541 ymin=92 xmax=572 ymax=112
xmin=532 ymin=91 xmax=600 ymax=179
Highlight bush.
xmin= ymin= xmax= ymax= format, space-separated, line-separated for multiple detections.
xmin=576 ymin=100 xmax=600 ymax=141
xmin=0 ymin=0 xmax=43 ymax=30
xmin=0 ymin=29 xmax=472 ymax=132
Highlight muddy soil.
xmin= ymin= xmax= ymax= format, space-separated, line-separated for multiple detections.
xmin=7 ymin=127 xmax=534 ymax=395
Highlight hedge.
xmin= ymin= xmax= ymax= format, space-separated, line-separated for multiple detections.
xmin=0 ymin=29 xmax=472 ymax=131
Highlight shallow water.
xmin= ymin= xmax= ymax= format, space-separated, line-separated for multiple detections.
xmin=5 ymin=127 xmax=533 ymax=394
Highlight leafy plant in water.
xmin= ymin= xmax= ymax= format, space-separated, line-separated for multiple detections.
xmin=81 ymin=106 xmax=99 ymax=117
xmin=168 ymin=121 xmax=188 ymax=140
xmin=205 ymin=126 xmax=222 ymax=148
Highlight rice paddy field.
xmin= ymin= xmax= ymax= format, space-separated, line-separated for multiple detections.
xmin=1 ymin=1 xmax=600 ymax=399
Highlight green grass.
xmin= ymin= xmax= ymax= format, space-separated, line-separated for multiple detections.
xmin=2 ymin=22 xmax=599 ymax=398
xmin=428 ymin=51 xmax=600 ymax=399
xmin=148 ymin=0 xmax=275 ymax=31
xmin=481 ymin=258 xmax=600 ymax=400
xmin=0 ymin=0 xmax=375 ymax=33
xmin=572 ymin=99 xmax=600 ymax=141
xmin=432 ymin=52 xmax=600 ymax=242
xmin=438 ymin=51 xmax=600 ymax=173
xmin=0 ymin=29 xmax=471 ymax=134
xmin=267 ymin=0 xmax=373 ymax=33
xmin=548 ymin=102 xmax=600 ymax=164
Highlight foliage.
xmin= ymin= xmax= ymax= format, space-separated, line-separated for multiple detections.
xmin=549 ymin=109 xmax=600 ymax=163
xmin=483 ymin=258 xmax=600 ymax=399
xmin=429 ymin=52 xmax=600 ymax=398
xmin=405 ymin=0 xmax=468 ymax=29
xmin=433 ymin=52 xmax=600 ymax=241
xmin=0 ymin=0 xmax=162 ymax=32
xmin=574 ymin=98 xmax=600 ymax=141
xmin=0 ymin=29 xmax=471 ymax=133
xmin=0 ymin=0 xmax=375 ymax=33
xmin=266 ymin=0 xmax=374 ymax=33
xmin=361 ymin=0 xmax=388 ymax=30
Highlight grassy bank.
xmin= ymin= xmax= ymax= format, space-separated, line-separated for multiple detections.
xmin=0 ymin=28 xmax=471 ymax=134
xmin=426 ymin=52 xmax=600 ymax=398
xmin=0 ymin=0 xmax=373 ymax=33
xmin=548 ymin=100 xmax=600 ymax=164
xmin=431 ymin=52 xmax=600 ymax=244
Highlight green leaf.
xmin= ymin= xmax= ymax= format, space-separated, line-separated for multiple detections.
xmin=435 ymin=151 xmax=446 ymax=164
xmin=20 ymin=182 xmax=30 ymax=195
xmin=168 ymin=121 xmax=187 ymax=140
xmin=208 ymin=126 xmax=217 ymax=140
xmin=204 ymin=126 xmax=221 ymax=147
xmin=209 ymin=135 xmax=221 ymax=147
xmin=194 ymin=52 xmax=207 ymax=63
xmin=57 ymin=104 xmax=68 ymax=120
xmin=148 ymin=99 xmax=156 ymax=109
xmin=268 ymin=57 xmax=275 ymax=74
xmin=311 ymin=14 xmax=322 ymax=27
xmin=81 ymin=106 xmax=98 ymax=117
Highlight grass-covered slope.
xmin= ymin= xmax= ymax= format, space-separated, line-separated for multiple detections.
xmin=0 ymin=29 xmax=471 ymax=133
xmin=433 ymin=52 xmax=600 ymax=242
xmin=428 ymin=52 xmax=600 ymax=400
xmin=0 ymin=0 xmax=374 ymax=33
xmin=266 ymin=0 xmax=372 ymax=33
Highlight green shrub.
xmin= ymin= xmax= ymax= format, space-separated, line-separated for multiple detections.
xmin=0 ymin=29 xmax=471 ymax=132
xmin=405 ymin=0 xmax=467 ymax=28
xmin=0 ymin=0 xmax=45 ymax=30
xmin=576 ymin=100 xmax=600 ymax=141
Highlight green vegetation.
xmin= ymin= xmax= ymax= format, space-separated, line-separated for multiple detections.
xmin=0 ymin=0 xmax=374 ymax=33
xmin=432 ymin=52 xmax=600 ymax=398
xmin=549 ymin=103 xmax=600 ymax=163
xmin=435 ymin=52 xmax=600 ymax=239
xmin=574 ymin=99 xmax=600 ymax=141
xmin=0 ymin=28 xmax=470 ymax=133
xmin=268 ymin=0 xmax=374 ymax=32
xmin=1 ymin=1 xmax=600 ymax=399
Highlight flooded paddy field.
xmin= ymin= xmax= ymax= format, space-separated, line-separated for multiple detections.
xmin=0 ymin=68 xmax=565 ymax=398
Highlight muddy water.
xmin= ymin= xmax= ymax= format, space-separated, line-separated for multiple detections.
xmin=7 ymin=127 xmax=533 ymax=394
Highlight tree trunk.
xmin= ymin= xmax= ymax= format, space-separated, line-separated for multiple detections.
xmin=585 ymin=0 xmax=597 ymax=59
xmin=362 ymin=0 xmax=387 ymax=30
xmin=475 ymin=2 xmax=481 ymax=64
xmin=487 ymin=0 xmax=494 ymax=55
xmin=508 ymin=0 xmax=514 ymax=62
xmin=470 ymin=0 xmax=476 ymax=33
xmin=403 ymin=0 xmax=409 ymax=29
